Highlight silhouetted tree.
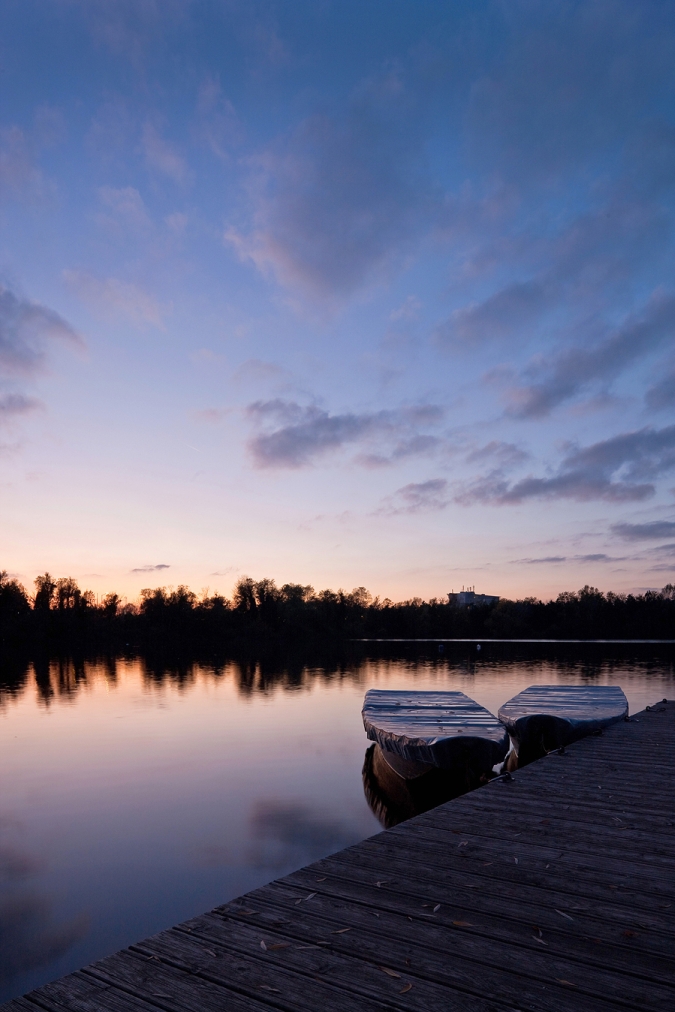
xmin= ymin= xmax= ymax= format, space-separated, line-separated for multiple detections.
xmin=34 ymin=573 xmax=56 ymax=610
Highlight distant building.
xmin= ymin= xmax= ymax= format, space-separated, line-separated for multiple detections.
xmin=448 ymin=587 xmax=499 ymax=608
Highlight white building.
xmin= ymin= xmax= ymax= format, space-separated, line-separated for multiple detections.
xmin=448 ymin=588 xmax=499 ymax=608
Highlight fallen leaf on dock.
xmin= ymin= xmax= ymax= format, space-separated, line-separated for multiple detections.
xmin=260 ymin=941 xmax=267 ymax=950
xmin=268 ymin=943 xmax=290 ymax=950
xmin=452 ymin=921 xmax=473 ymax=927
xmin=400 ymin=983 xmax=413 ymax=993
xmin=482 ymin=862 xmax=493 ymax=866
xmin=433 ymin=904 xmax=441 ymax=912
xmin=294 ymin=898 xmax=303 ymax=904
xmin=457 ymin=841 xmax=468 ymax=848
xmin=379 ymin=967 xmax=401 ymax=978
xmin=204 ymin=949 xmax=217 ymax=957
xmin=533 ymin=936 xmax=548 ymax=945
xmin=555 ymin=910 xmax=574 ymax=921
xmin=259 ymin=986 xmax=281 ymax=992
xmin=514 ymin=857 xmax=518 ymax=864
xmin=305 ymin=892 xmax=316 ymax=901
xmin=332 ymin=927 xmax=351 ymax=933
xmin=376 ymin=880 xmax=390 ymax=887
xmin=556 ymin=979 xmax=576 ymax=986
xmin=316 ymin=877 xmax=327 ymax=882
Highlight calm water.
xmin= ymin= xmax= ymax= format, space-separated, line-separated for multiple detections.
xmin=1 ymin=647 xmax=673 ymax=1001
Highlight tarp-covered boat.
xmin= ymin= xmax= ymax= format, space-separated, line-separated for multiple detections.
xmin=498 ymin=684 xmax=628 ymax=764
xmin=362 ymin=689 xmax=510 ymax=774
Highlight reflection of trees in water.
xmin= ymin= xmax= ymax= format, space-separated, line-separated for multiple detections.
xmin=0 ymin=646 xmax=673 ymax=709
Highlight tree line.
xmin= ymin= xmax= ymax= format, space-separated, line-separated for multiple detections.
xmin=1 ymin=571 xmax=674 ymax=648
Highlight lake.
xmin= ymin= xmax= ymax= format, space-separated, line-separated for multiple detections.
xmin=1 ymin=645 xmax=673 ymax=1002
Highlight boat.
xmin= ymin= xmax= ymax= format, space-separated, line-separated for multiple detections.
xmin=498 ymin=685 xmax=628 ymax=765
xmin=362 ymin=689 xmax=510 ymax=776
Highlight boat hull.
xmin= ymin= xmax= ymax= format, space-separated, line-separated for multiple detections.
xmin=498 ymin=685 xmax=628 ymax=765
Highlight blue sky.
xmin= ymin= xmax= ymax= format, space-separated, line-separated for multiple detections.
xmin=2 ymin=0 xmax=675 ymax=601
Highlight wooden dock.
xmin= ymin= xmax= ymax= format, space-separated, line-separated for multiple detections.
xmin=3 ymin=700 xmax=673 ymax=1012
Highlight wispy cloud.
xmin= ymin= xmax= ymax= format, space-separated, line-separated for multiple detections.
xmin=95 ymin=185 xmax=153 ymax=235
xmin=0 ymin=283 xmax=80 ymax=375
xmin=514 ymin=553 xmax=620 ymax=564
xmin=0 ymin=393 xmax=41 ymax=423
xmin=63 ymin=270 xmax=167 ymax=329
xmin=503 ymin=291 xmax=675 ymax=418
xmin=646 ymin=371 xmax=675 ymax=411
xmin=611 ymin=520 xmax=675 ymax=541
xmin=247 ymin=400 xmax=443 ymax=468
xmin=456 ymin=425 xmax=675 ymax=505
xmin=379 ymin=478 xmax=449 ymax=515
xmin=131 ymin=564 xmax=170 ymax=573
xmin=226 ymin=72 xmax=437 ymax=299
xmin=142 ymin=123 xmax=190 ymax=184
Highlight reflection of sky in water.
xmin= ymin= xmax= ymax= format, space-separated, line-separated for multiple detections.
xmin=0 ymin=650 xmax=672 ymax=1001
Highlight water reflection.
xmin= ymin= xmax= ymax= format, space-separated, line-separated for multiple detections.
xmin=0 ymin=646 xmax=672 ymax=1003
xmin=362 ymin=743 xmax=493 ymax=828
xmin=248 ymin=800 xmax=364 ymax=871
xmin=0 ymin=825 xmax=88 ymax=990
xmin=2 ymin=644 xmax=674 ymax=713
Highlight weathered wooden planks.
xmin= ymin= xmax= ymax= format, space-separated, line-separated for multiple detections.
xmin=3 ymin=699 xmax=674 ymax=1012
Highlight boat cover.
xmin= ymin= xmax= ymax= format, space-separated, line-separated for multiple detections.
xmin=498 ymin=685 xmax=628 ymax=742
xmin=362 ymin=690 xmax=509 ymax=769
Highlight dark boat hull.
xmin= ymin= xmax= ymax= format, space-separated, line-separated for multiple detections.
xmin=499 ymin=685 xmax=628 ymax=765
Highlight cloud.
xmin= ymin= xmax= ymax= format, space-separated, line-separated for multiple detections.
xmin=381 ymin=478 xmax=449 ymax=515
xmin=465 ymin=441 xmax=529 ymax=468
xmin=142 ymin=123 xmax=190 ymax=184
xmin=645 ymin=371 xmax=675 ymax=411
xmin=0 ymin=283 xmax=80 ymax=376
xmin=196 ymin=76 xmax=241 ymax=160
xmin=515 ymin=553 xmax=618 ymax=564
xmin=389 ymin=295 xmax=422 ymax=323
xmin=131 ymin=564 xmax=170 ymax=573
xmin=0 ymin=126 xmax=46 ymax=200
xmin=80 ymin=0 xmax=191 ymax=69
xmin=96 ymin=185 xmax=152 ymax=234
xmin=466 ymin=2 xmax=675 ymax=185
xmin=247 ymin=400 xmax=443 ymax=468
xmin=63 ymin=270 xmax=167 ymax=329
xmin=248 ymin=800 xmax=360 ymax=871
xmin=226 ymin=72 xmax=437 ymax=298
xmin=519 ymin=556 xmax=567 ymax=564
xmin=0 ymin=393 xmax=41 ymax=423
xmin=249 ymin=405 xmax=384 ymax=467
xmin=505 ymin=291 xmax=675 ymax=418
xmin=457 ymin=424 xmax=675 ymax=505
xmin=611 ymin=520 xmax=675 ymax=541
xmin=358 ymin=434 xmax=440 ymax=469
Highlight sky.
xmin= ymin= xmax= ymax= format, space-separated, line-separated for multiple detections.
xmin=1 ymin=0 xmax=675 ymax=604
